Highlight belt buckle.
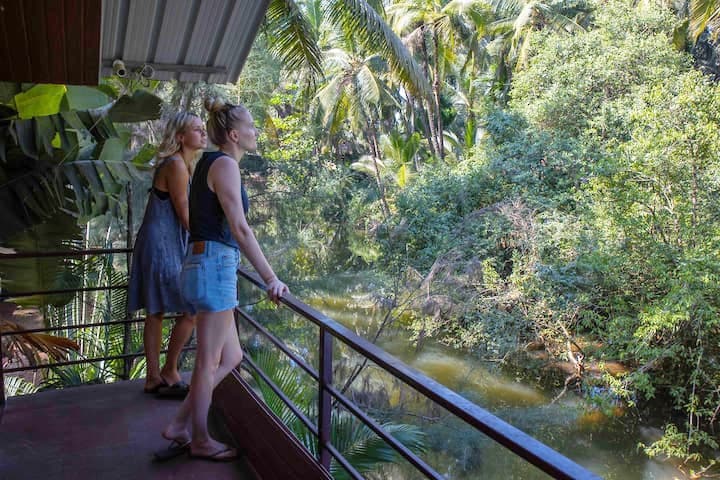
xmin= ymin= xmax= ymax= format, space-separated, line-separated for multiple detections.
xmin=192 ymin=241 xmax=206 ymax=254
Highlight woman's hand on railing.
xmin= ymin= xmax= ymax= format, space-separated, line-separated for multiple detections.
xmin=265 ymin=278 xmax=288 ymax=304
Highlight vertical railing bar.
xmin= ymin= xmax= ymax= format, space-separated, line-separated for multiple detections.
xmin=318 ymin=327 xmax=333 ymax=468
xmin=0 ymin=329 xmax=5 ymax=414
xmin=122 ymin=182 xmax=134 ymax=380
xmin=325 ymin=442 xmax=365 ymax=480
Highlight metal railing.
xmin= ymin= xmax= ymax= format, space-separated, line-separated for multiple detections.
xmin=0 ymin=248 xmax=195 ymax=413
xmin=236 ymin=266 xmax=601 ymax=480
xmin=0 ymin=247 xmax=600 ymax=479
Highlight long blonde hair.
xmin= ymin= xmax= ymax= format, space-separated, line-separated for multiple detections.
xmin=155 ymin=111 xmax=200 ymax=173
xmin=204 ymin=97 xmax=249 ymax=147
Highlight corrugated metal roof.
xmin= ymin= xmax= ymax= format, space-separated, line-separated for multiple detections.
xmin=101 ymin=0 xmax=269 ymax=83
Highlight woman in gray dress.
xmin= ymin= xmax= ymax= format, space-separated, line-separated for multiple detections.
xmin=128 ymin=111 xmax=207 ymax=394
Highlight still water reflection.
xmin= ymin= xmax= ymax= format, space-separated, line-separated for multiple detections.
xmin=241 ymin=273 xmax=683 ymax=480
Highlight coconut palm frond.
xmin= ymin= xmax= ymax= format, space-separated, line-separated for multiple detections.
xmin=246 ymin=347 xmax=427 ymax=476
xmin=356 ymin=65 xmax=382 ymax=106
xmin=266 ymin=0 xmax=324 ymax=78
xmin=689 ymin=0 xmax=720 ymax=40
xmin=534 ymin=3 xmax=587 ymax=34
xmin=330 ymin=414 xmax=427 ymax=479
xmin=351 ymin=155 xmax=386 ymax=177
xmin=249 ymin=347 xmax=313 ymax=425
xmin=327 ymin=0 xmax=430 ymax=97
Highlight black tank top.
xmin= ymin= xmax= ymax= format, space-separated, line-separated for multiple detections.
xmin=189 ymin=151 xmax=249 ymax=249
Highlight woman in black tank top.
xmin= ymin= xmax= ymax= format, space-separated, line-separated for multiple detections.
xmin=162 ymin=98 xmax=289 ymax=462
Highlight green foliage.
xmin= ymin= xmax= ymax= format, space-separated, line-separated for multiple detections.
xmin=0 ymin=82 xmax=159 ymax=239
xmin=641 ymin=424 xmax=719 ymax=477
xmin=4 ymin=375 xmax=39 ymax=397
xmin=247 ymin=346 xmax=426 ymax=478
xmin=361 ymin=1 xmax=720 ymax=471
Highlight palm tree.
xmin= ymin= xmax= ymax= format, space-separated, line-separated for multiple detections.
xmin=314 ymin=43 xmax=396 ymax=216
xmin=264 ymin=0 xmax=430 ymax=98
xmin=388 ymin=0 xmax=495 ymax=159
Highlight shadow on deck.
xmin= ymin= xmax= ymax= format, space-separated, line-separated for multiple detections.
xmin=0 ymin=378 xmax=256 ymax=480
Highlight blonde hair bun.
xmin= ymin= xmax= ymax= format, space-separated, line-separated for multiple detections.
xmin=204 ymin=97 xmax=226 ymax=114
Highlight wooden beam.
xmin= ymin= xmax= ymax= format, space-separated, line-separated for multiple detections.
xmin=213 ymin=370 xmax=333 ymax=480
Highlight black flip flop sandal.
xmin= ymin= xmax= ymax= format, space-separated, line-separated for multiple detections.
xmin=156 ymin=381 xmax=190 ymax=398
xmin=153 ymin=439 xmax=191 ymax=462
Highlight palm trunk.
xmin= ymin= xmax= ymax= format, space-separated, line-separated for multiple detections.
xmin=432 ymin=28 xmax=444 ymax=160
xmin=420 ymin=24 xmax=440 ymax=157
xmin=365 ymin=120 xmax=391 ymax=218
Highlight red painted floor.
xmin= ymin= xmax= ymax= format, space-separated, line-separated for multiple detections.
xmin=0 ymin=379 xmax=256 ymax=480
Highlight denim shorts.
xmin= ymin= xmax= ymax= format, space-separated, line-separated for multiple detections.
xmin=180 ymin=240 xmax=240 ymax=313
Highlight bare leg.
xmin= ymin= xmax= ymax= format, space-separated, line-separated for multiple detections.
xmin=160 ymin=313 xmax=196 ymax=385
xmin=143 ymin=312 xmax=164 ymax=391
xmin=163 ymin=309 xmax=243 ymax=455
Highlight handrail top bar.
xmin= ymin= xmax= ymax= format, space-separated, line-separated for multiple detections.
xmin=0 ymin=248 xmax=132 ymax=259
xmin=237 ymin=266 xmax=600 ymax=480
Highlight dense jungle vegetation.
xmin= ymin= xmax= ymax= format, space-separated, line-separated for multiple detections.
xmin=2 ymin=0 xmax=720 ymax=477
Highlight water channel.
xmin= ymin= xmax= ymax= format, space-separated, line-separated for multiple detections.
xmin=238 ymin=272 xmax=684 ymax=480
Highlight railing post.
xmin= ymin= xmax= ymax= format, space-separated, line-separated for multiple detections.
xmin=318 ymin=327 xmax=333 ymax=469
xmin=122 ymin=182 xmax=133 ymax=380
xmin=0 ymin=330 xmax=6 ymax=412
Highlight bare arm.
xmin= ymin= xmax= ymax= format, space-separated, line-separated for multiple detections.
xmin=163 ymin=157 xmax=190 ymax=231
xmin=209 ymin=156 xmax=288 ymax=302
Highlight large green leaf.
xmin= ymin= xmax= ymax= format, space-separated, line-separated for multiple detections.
xmin=108 ymin=90 xmax=162 ymax=123
xmin=50 ymin=114 xmax=78 ymax=158
xmin=12 ymin=119 xmax=38 ymax=159
xmin=131 ymin=143 xmax=157 ymax=166
xmin=14 ymin=85 xmax=67 ymax=119
xmin=0 ymin=82 xmax=20 ymax=104
xmin=98 ymin=137 xmax=126 ymax=163
xmin=65 ymin=86 xmax=111 ymax=111
xmin=266 ymin=0 xmax=324 ymax=77
xmin=35 ymin=115 xmax=56 ymax=156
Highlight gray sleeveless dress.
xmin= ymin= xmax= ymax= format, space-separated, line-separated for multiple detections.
xmin=127 ymin=166 xmax=192 ymax=315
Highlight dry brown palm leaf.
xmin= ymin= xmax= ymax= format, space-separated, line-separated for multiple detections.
xmin=1 ymin=320 xmax=79 ymax=361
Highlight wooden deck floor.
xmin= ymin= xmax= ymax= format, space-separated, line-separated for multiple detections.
xmin=0 ymin=379 xmax=257 ymax=480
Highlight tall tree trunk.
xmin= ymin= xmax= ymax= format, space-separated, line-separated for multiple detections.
xmin=365 ymin=119 xmax=391 ymax=218
xmin=420 ymin=25 xmax=440 ymax=157
xmin=432 ymin=28 xmax=444 ymax=160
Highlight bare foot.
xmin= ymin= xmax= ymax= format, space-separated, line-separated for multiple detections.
xmin=144 ymin=376 xmax=167 ymax=393
xmin=159 ymin=368 xmax=182 ymax=386
xmin=190 ymin=438 xmax=237 ymax=459
xmin=162 ymin=423 xmax=190 ymax=445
